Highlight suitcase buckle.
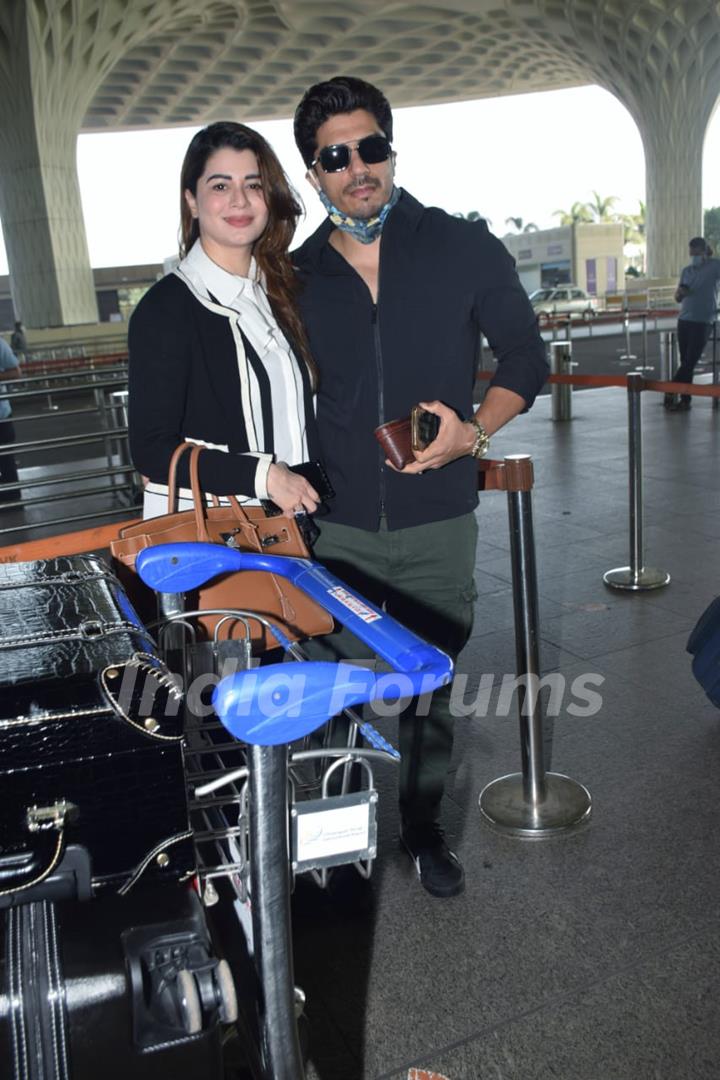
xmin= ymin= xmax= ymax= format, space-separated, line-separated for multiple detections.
xmin=26 ymin=799 xmax=78 ymax=833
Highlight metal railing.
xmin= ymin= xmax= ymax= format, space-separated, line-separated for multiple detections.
xmin=0 ymin=372 xmax=140 ymax=536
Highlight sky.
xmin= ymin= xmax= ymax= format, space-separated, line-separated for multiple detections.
xmin=0 ymin=83 xmax=718 ymax=274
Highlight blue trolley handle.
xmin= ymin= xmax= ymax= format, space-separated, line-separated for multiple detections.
xmin=136 ymin=542 xmax=453 ymax=746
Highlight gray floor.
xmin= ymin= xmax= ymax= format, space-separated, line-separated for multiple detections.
xmin=296 ymin=384 xmax=720 ymax=1080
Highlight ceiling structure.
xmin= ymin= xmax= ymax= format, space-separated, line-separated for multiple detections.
xmin=0 ymin=0 xmax=718 ymax=327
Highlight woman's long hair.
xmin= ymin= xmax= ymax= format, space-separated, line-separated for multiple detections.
xmin=180 ymin=122 xmax=316 ymax=387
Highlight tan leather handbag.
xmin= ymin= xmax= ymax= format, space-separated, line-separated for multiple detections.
xmin=111 ymin=443 xmax=333 ymax=651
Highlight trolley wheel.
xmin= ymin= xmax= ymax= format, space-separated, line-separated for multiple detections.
xmin=216 ymin=958 xmax=239 ymax=1023
xmin=177 ymin=968 xmax=203 ymax=1034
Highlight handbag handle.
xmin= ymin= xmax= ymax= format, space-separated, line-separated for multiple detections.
xmin=188 ymin=445 xmax=262 ymax=549
xmin=166 ymin=442 xmax=195 ymax=512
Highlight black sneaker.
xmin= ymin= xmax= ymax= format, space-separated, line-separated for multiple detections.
xmin=663 ymin=393 xmax=677 ymax=409
xmin=400 ymin=823 xmax=465 ymax=898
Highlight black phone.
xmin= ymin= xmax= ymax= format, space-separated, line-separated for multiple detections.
xmin=260 ymin=460 xmax=335 ymax=517
xmin=411 ymin=406 xmax=441 ymax=451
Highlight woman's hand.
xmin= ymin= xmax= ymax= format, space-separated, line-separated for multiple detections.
xmin=266 ymin=462 xmax=320 ymax=518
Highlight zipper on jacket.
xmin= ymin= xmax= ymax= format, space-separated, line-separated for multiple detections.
xmin=372 ymin=301 xmax=386 ymax=520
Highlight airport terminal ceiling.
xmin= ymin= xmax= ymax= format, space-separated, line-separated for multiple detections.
xmin=81 ymin=0 xmax=604 ymax=131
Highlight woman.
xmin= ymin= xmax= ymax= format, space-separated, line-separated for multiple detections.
xmin=128 ymin=122 xmax=320 ymax=518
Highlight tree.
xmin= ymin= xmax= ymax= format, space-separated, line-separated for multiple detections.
xmin=588 ymin=191 xmax=619 ymax=222
xmin=553 ymin=201 xmax=593 ymax=226
xmin=621 ymin=200 xmax=646 ymax=245
xmin=504 ymin=216 xmax=538 ymax=232
xmin=453 ymin=210 xmax=491 ymax=225
xmin=704 ymin=207 xmax=720 ymax=256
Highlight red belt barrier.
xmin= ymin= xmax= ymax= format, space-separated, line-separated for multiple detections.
xmin=476 ymin=369 xmax=720 ymax=396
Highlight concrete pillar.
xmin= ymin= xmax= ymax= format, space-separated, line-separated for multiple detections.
xmin=0 ymin=5 xmax=97 ymax=327
xmin=0 ymin=0 xmax=197 ymax=329
xmin=530 ymin=0 xmax=720 ymax=282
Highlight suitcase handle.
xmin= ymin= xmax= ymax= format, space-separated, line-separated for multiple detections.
xmin=0 ymin=830 xmax=66 ymax=898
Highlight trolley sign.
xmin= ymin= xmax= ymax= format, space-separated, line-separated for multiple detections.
xmin=291 ymin=791 xmax=377 ymax=872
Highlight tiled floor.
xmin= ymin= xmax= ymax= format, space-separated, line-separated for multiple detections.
xmin=295 ymin=384 xmax=720 ymax=1080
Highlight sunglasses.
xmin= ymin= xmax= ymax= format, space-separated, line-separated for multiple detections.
xmin=311 ymin=134 xmax=392 ymax=174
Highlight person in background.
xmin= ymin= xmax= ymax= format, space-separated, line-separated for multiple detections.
xmin=292 ymin=75 xmax=548 ymax=898
xmin=0 ymin=336 xmax=21 ymax=501
xmin=128 ymin=121 xmax=320 ymax=519
xmin=666 ymin=237 xmax=720 ymax=411
xmin=10 ymin=321 xmax=27 ymax=361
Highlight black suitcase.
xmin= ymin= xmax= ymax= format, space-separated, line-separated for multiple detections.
xmin=0 ymin=884 xmax=239 ymax=1079
xmin=0 ymin=555 xmax=195 ymax=906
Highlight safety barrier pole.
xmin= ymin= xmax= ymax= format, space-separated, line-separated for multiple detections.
xmin=603 ymin=372 xmax=670 ymax=591
xmin=550 ymin=341 xmax=574 ymax=421
xmin=658 ymin=330 xmax=676 ymax=382
xmin=249 ymin=744 xmax=306 ymax=1080
xmin=619 ymin=306 xmax=636 ymax=365
xmin=478 ymin=454 xmax=592 ymax=837
xmin=712 ymin=319 xmax=718 ymax=412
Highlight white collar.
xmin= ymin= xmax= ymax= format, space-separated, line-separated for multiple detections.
xmin=180 ymin=239 xmax=263 ymax=309
xmin=178 ymin=239 xmax=288 ymax=358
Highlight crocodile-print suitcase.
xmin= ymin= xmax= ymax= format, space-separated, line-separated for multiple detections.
xmin=0 ymin=555 xmax=195 ymax=907
xmin=0 ymin=885 xmax=239 ymax=1079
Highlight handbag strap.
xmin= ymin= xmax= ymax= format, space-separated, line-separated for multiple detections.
xmin=166 ymin=442 xmax=195 ymax=512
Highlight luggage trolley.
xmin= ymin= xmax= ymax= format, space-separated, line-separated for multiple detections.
xmin=137 ymin=541 xmax=453 ymax=1080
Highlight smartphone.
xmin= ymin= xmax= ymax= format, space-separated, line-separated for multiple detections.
xmin=411 ymin=405 xmax=441 ymax=451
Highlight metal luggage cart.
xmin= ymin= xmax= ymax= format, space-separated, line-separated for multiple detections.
xmin=154 ymin=603 xmax=401 ymax=909
xmin=138 ymin=541 xmax=453 ymax=1080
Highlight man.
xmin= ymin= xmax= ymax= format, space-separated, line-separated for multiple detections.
xmin=0 ymin=336 xmax=21 ymax=501
xmin=292 ymin=76 xmax=548 ymax=897
xmin=667 ymin=237 xmax=720 ymax=411
xmin=10 ymin=320 xmax=27 ymax=361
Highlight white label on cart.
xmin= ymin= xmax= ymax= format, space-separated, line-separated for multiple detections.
xmin=327 ymin=586 xmax=382 ymax=623
xmin=296 ymin=802 xmax=371 ymax=862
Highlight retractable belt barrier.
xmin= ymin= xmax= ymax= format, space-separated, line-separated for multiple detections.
xmin=476 ymin=457 xmax=592 ymax=837
xmin=477 ymin=368 xmax=720 ymax=592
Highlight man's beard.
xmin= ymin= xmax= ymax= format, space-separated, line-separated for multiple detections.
xmin=341 ymin=175 xmax=383 ymax=219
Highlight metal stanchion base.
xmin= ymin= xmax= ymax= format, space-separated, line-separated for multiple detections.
xmin=478 ymin=772 xmax=591 ymax=839
xmin=603 ymin=566 xmax=670 ymax=591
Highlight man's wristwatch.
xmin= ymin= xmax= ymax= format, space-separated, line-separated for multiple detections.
xmin=467 ymin=417 xmax=490 ymax=459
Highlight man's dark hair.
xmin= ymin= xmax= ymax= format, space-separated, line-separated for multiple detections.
xmin=293 ymin=76 xmax=393 ymax=167
xmin=689 ymin=236 xmax=708 ymax=252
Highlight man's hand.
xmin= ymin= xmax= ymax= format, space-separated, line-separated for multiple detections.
xmin=386 ymin=400 xmax=473 ymax=475
xmin=675 ymin=285 xmax=689 ymax=303
xmin=385 ymin=387 xmax=528 ymax=476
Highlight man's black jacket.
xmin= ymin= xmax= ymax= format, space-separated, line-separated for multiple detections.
xmin=293 ymin=190 xmax=548 ymax=531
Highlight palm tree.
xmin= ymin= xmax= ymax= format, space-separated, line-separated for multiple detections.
xmin=621 ymin=200 xmax=646 ymax=245
xmin=588 ymin=191 xmax=619 ymax=222
xmin=553 ymin=201 xmax=593 ymax=226
xmin=453 ymin=210 xmax=491 ymax=225
xmin=505 ymin=216 xmax=539 ymax=232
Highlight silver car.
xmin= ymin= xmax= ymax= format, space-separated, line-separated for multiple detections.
xmin=529 ymin=286 xmax=597 ymax=319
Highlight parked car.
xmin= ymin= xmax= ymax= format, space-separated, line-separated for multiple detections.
xmin=529 ymin=286 xmax=598 ymax=319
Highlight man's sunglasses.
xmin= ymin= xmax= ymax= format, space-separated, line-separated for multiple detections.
xmin=311 ymin=134 xmax=392 ymax=174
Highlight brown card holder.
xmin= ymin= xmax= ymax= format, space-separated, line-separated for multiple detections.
xmin=374 ymin=416 xmax=414 ymax=470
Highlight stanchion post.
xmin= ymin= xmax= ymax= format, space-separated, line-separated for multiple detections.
xmin=550 ymin=340 xmax=573 ymax=421
xmin=658 ymin=330 xmax=676 ymax=381
xmin=712 ymin=318 xmax=718 ymax=412
xmin=603 ymin=373 xmax=670 ymax=591
xmin=249 ymin=744 xmax=306 ymax=1080
xmin=641 ymin=312 xmax=648 ymax=368
xmin=478 ymin=454 xmax=592 ymax=838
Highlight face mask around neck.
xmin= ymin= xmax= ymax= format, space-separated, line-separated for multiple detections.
xmin=691 ymin=254 xmax=705 ymax=267
xmin=317 ymin=185 xmax=400 ymax=244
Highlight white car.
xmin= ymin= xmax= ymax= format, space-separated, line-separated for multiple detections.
xmin=529 ymin=286 xmax=598 ymax=319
